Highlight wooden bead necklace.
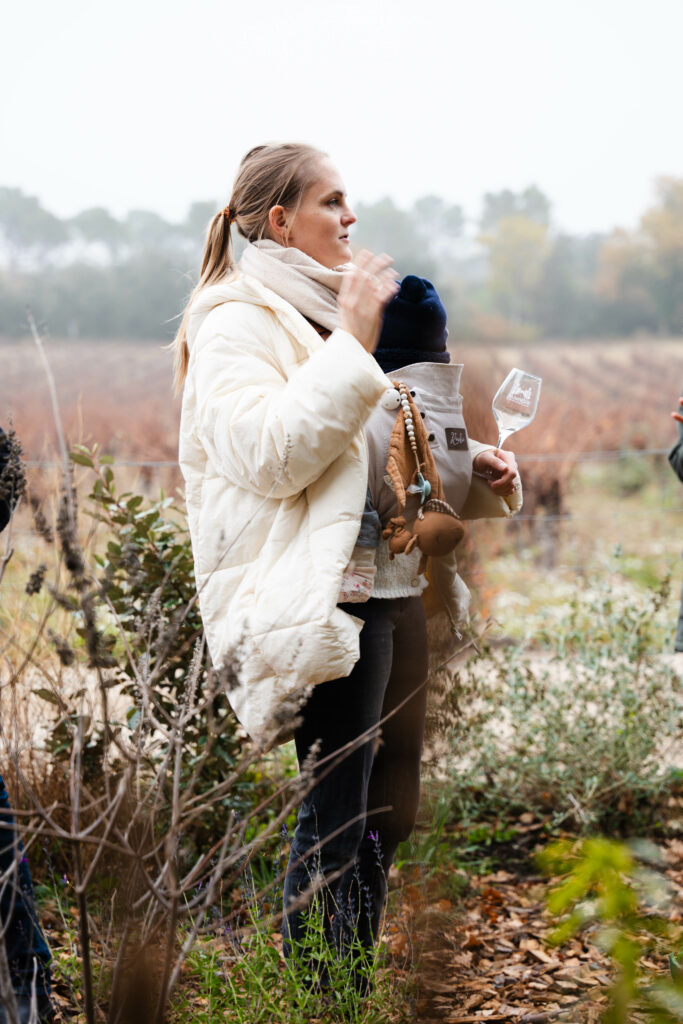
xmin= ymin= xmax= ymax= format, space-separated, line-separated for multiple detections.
xmin=396 ymin=382 xmax=431 ymax=511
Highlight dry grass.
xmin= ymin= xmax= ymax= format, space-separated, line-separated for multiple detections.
xmin=2 ymin=337 xmax=180 ymax=465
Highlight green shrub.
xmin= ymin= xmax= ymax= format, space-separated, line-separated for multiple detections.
xmin=34 ymin=447 xmax=291 ymax=847
xmin=427 ymin=570 xmax=683 ymax=831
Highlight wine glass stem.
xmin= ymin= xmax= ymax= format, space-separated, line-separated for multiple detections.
xmin=496 ymin=429 xmax=515 ymax=450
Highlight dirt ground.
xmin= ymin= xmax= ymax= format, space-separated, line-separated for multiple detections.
xmin=387 ymin=837 xmax=683 ymax=1023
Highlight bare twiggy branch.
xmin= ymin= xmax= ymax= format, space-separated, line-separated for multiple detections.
xmin=71 ymin=715 xmax=96 ymax=1024
xmin=26 ymin=310 xmax=71 ymax=495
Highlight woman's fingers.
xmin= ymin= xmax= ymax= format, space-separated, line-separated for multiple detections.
xmin=338 ymin=249 xmax=398 ymax=352
xmin=354 ymin=250 xmax=395 ymax=277
xmin=489 ymin=449 xmax=518 ymax=495
xmin=473 ymin=448 xmax=518 ymax=495
xmin=375 ymin=270 xmax=400 ymax=302
xmin=348 ymin=251 xmax=398 ymax=294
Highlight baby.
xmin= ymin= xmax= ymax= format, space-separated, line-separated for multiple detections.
xmin=339 ymin=276 xmax=472 ymax=630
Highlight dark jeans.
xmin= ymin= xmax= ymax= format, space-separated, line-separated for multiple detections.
xmin=0 ymin=774 xmax=51 ymax=998
xmin=283 ymin=596 xmax=428 ymax=954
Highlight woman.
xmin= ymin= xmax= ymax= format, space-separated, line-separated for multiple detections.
xmin=174 ymin=143 xmax=517 ymax=963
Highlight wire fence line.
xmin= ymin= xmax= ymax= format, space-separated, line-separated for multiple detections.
xmin=25 ymin=459 xmax=181 ymax=469
xmin=480 ymin=561 xmax=683 ymax=577
xmin=22 ymin=446 xmax=677 ymax=470
xmin=507 ymin=508 xmax=683 ymax=523
xmin=516 ymin=447 xmax=672 ymax=463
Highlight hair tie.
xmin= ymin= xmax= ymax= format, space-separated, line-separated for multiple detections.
xmin=222 ymin=205 xmax=235 ymax=222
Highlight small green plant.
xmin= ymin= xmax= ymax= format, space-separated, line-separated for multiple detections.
xmin=34 ymin=878 xmax=84 ymax=1003
xmin=539 ymin=837 xmax=683 ymax=1023
xmin=605 ymin=453 xmax=653 ymax=497
xmin=396 ymin=785 xmax=521 ymax=885
xmin=395 ymin=790 xmax=454 ymax=875
xmin=171 ymin=888 xmax=407 ymax=1024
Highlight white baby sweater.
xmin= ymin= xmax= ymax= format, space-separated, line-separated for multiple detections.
xmin=372 ymin=539 xmax=428 ymax=599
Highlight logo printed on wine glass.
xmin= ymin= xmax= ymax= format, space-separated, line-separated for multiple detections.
xmin=509 ymin=384 xmax=533 ymax=407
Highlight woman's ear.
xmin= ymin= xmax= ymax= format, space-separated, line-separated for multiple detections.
xmin=268 ymin=204 xmax=288 ymax=245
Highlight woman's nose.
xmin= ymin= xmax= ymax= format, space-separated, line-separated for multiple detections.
xmin=343 ymin=206 xmax=357 ymax=226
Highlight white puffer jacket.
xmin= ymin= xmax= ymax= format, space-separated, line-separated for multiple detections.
xmin=179 ymin=272 xmax=391 ymax=746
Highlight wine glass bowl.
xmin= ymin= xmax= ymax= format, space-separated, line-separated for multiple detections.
xmin=492 ymin=368 xmax=542 ymax=449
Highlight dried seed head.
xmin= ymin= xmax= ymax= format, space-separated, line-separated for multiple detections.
xmin=56 ymin=475 xmax=86 ymax=584
xmin=30 ymin=498 xmax=54 ymax=544
xmin=26 ymin=563 xmax=47 ymax=595
xmin=48 ymin=628 xmax=75 ymax=667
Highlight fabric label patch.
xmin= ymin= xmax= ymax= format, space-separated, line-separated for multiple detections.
xmin=445 ymin=427 xmax=468 ymax=451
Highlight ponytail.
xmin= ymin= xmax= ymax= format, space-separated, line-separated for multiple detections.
xmin=172 ymin=211 xmax=235 ymax=394
xmin=172 ymin=143 xmax=326 ymax=395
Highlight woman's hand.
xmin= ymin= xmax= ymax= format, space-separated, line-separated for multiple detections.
xmin=338 ymin=250 xmax=399 ymax=353
xmin=672 ymin=397 xmax=683 ymax=424
xmin=472 ymin=448 xmax=518 ymax=496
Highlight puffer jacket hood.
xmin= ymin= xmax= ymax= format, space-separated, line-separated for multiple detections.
xmin=188 ymin=273 xmax=275 ymax=349
xmin=179 ymin=271 xmax=390 ymax=746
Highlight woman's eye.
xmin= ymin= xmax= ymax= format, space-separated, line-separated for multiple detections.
xmin=327 ymin=198 xmax=339 ymax=207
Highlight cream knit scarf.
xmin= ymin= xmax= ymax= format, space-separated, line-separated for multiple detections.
xmin=239 ymin=239 xmax=347 ymax=333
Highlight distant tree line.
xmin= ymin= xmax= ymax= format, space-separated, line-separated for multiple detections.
xmin=1 ymin=179 xmax=682 ymax=341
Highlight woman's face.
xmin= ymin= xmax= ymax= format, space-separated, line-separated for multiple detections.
xmin=283 ymin=158 xmax=357 ymax=268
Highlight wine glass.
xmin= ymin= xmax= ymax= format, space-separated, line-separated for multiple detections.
xmin=492 ymin=368 xmax=542 ymax=449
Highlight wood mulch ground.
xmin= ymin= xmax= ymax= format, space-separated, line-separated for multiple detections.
xmin=385 ymin=837 xmax=683 ymax=1023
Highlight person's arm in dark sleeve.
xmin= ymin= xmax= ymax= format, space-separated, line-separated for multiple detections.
xmin=0 ymin=429 xmax=11 ymax=533
xmin=668 ymin=394 xmax=683 ymax=483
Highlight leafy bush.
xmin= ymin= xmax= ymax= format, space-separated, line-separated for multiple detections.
xmin=602 ymin=451 xmax=656 ymax=498
xmin=427 ymin=569 xmax=683 ymax=831
xmin=32 ymin=446 xmax=291 ymax=848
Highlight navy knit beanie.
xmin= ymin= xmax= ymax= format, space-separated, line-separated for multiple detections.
xmin=374 ymin=275 xmax=450 ymax=374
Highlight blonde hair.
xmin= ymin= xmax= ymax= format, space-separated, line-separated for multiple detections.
xmin=172 ymin=143 xmax=325 ymax=393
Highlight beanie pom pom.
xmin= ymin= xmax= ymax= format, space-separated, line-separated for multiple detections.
xmin=374 ymin=275 xmax=449 ymax=373
xmin=399 ymin=275 xmax=428 ymax=302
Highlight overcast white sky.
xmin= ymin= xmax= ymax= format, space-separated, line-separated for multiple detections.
xmin=2 ymin=0 xmax=682 ymax=235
